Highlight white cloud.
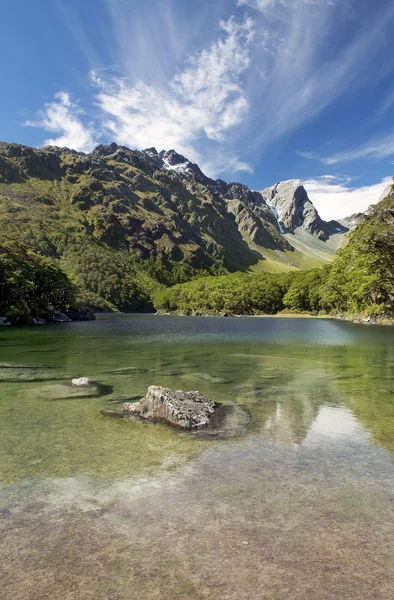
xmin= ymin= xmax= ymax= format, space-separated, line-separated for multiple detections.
xmin=299 ymin=133 xmax=394 ymax=165
xmin=304 ymin=175 xmax=392 ymax=220
xmin=90 ymin=16 xmax=254 ymax=175
xmin=25 ymin=92 xmax=97 ymax=153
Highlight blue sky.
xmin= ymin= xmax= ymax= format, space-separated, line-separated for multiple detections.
xmin=1 ymin=0 xmax=394 ymax=219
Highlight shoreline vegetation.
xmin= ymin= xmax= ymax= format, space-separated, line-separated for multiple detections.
xmin=155 ymin=310 xmax=394 ymax=326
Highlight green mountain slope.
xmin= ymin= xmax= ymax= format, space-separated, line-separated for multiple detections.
xmin=0 ymin=141 xmax=350 ymax=310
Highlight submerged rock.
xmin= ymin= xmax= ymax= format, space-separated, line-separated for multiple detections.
xmin=107 ymin=394 xmax=142 ymax=404
xmin=39 ymin=381 xmax=112 ymax=400
xmin=189 ymin=403 xmax=251 ymax=439
xmin=0 ymin=362 xmax=57 ymax=370
xmin=103 ymin=367 xmax=149 ymax=375
xmin=100 ymin=408 xmax=123 ymax=418
xmin=231 ymin=383 xmax=274 ymax=397
xmin=186 ymin=372 xmax=229 ymax=385
xmin=0 ymin=367 xmax=64 ymax=382
xmin=123 ymin=385 xmax=218 ymax=430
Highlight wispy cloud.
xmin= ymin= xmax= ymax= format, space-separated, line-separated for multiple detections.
xmin=376 ymin=87 xmax=394 ymax=117
xmin=26 ymin=17 xmax=254 ymax=176
xmin=25 ymin=92 xmax=97 ymax=153
xmin=91 ymin=16 xmax=254 ymax=174
xmin=304 ymin=175 xmax=392 ymax=220
xmin=299 ymin=133 xmax=394 ymax=165
xmin=237 ymin=0 xmax=394 ymax=150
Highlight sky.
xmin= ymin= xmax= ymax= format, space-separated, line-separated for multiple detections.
xmin=1 ymin=0 xmax=394 ymax=220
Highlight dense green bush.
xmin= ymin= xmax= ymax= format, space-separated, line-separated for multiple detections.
xmin=153 ymin=270 xmax=326 ymax=315
xmin=0 ymin=238 xmax=75 ymax=324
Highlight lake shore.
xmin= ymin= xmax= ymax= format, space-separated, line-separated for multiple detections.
xmin=157 ymin=310 xmax=394 ymax=325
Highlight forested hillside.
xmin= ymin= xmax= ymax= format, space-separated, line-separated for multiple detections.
xmin=154 ymin=181 xmax=394 ymax=318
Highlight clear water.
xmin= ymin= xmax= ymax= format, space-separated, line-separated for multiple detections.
xmin=0 ymin=315 xmax=394 ymax=599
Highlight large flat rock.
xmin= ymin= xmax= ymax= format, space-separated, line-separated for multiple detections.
xmin=124 ymin=385 xmax=217 ymax=430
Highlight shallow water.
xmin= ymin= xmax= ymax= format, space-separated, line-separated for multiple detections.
xmin=0 ymin=315 xmax=394 ymax=599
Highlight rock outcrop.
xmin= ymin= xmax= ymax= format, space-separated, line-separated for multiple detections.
xmin=65 ymin=306 xmax=96 ymax=321
xmin=227 ymin=198 xmax=292 ymax=251
xmin=123 ymin=385 xmax=218 ymax=430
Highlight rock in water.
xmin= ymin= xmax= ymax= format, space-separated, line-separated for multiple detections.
xmin=72 ymin=377 xmax=92 ymax=386
xmin=123 ymin=385 xmax=217 ymax=430
xmin=65 ymin=306 xmax=96 ymax=321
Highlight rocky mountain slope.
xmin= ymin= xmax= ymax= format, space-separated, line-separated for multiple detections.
xmin=0 ymin=141 xmax=350 ymax=308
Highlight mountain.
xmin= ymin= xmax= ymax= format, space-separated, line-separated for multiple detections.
xmin=0 ymin=141 xmax=349 ymax=309
xmin=261 ymin=179 xmax=346 ymax=240
xmin=337 ymin=213 xmax=364 ymax=230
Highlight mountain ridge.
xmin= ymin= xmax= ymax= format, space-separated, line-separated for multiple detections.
xmin=0 ymin=140 xmax=351 ymax=309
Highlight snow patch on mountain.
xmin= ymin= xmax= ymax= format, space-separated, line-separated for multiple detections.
xmin=267 ymin=202 xmax=285 ymax=233
xmin=162 ymin=157 xmax=190 ymax=172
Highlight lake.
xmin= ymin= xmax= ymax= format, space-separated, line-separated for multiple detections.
xmin=0 ymin=315 xmax=394 ymax=599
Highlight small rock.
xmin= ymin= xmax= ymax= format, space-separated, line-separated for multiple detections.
xmin=72 ymin=377 xmax=93 ymax=386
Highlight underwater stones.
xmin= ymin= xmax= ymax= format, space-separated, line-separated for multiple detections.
xmin=107 ymin=394 xmax=142 ymax=404
xmin=186 ymin=372 xmax=229 ymax=385
xmin=39 ymin=381 xmax=112 ymax=400
xmin=99 ymin=408 xmax=123 ymax=418
xmin=123 ymin=385 xmax=218 ymax=430
xmin=159 ymin=371 xmax=182 ymax=377
xmin=0 ymin=361 xmax=58 ymax=369
xmin=72 ymin=377 xmax=92 ymax=386
xmin=103 ymin=367 xmax=149 ymax=375
xmin=230 ymin=384 xmax=270 ymax=398
xmin=189 ymin=403 xmax=251 ymax=439
xmin=0 ymin=367 xmax=63 ymax=382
